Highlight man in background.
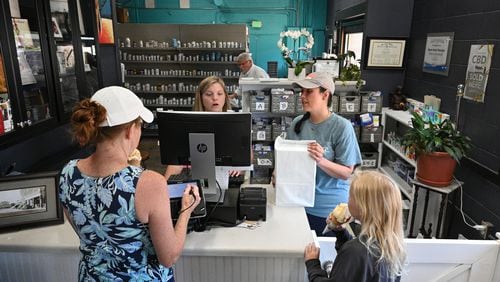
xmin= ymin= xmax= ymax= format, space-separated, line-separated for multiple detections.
xmin=230 ymin=52 xmax=270 ymax=104
xmin=236 ymin=52 xmax=269 ymax=79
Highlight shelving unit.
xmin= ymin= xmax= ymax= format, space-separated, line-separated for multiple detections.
xmin=116 ymin=23 xmax=247 ymax=136
xmin=380 ymin=108 xmax=451 ymax=237
xmin=240 ymin=79 xmax=383 ymax=183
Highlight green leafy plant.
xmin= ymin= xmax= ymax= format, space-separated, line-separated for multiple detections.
xmin=283 ymin=54 xmax=312 ymax=75
xmin=402 ymin=112 xmax=471 ymax=162
xmin=336 ymin=51 xmax=363 ymax=88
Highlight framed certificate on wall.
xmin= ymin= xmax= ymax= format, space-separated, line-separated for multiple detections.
xmin=364 ymin=37 xmax=407 ymax=69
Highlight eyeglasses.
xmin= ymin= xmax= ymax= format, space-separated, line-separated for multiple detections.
xmin=238 ymin=60 xmax=249 ymax=66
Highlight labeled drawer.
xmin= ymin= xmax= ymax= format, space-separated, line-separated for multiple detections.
xmin=253 ymin=150 xmax=274 ymax=167
xmin=252 ymin=124 xmax=272 ymax=141
xmin=361 ymin=152 xmax=379 ymax=168
xmin=250 ymin=92 xmax=270 ymax=112
xmin=272 ymin=123 xmax=288 ymax=139
xmin=330 ymin=95 xmax=339 ymax=112
xmin=360 ymin=126 xmax=383 ymax=143
xmin=271 ymin=90 xmax=296 ymax=114
xmin=361 ymin=95 xmax=382 ymax=113
xmin=339 ymin=96 xmax=361 ymax=113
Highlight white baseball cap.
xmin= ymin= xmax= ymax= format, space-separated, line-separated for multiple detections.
xmin=91 ymin=86 xmax=154 ymax=127
xmin=293 ymin=72 xmax=335 ymax=94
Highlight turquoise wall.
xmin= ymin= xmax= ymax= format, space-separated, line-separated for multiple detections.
xmin=116 ymin=0 xmax=327 ymax=77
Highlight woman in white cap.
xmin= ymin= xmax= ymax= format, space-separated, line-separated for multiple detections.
xmin=287 ymin=72 xmax=362 ymax=236
xmin=59 ymin=86 xmax=201 ymax=281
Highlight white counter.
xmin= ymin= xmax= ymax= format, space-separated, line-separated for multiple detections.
xmin=0 ymin=185 xmax=313 ymax=282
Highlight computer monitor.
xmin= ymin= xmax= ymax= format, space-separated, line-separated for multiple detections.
xmin=157 ymin=111 xmax=252 ymax=202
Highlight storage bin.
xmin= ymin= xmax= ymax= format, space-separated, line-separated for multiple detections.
xmin=271 ymin=89 xmax=296 ymax=114
xmin=272 ymin=123 xmax=288 ymax=139
xmin=339 ymin=96 xmax=361 ymax=113
xmin=296 ymin=94 xmax=304 ymax=113
xmin=253 ymin=149 xmax=274 ymax=167
xmin=361 ymin=152 xmax=379 ymax=168
xmin=360 ymin=126 xmax=383 ymax=143
xmin=329 ymin=95 xmax=339 ymax=112
xmin=361 ymin=95 xmax=382 ymax=113
xmin=250 ymin=91 xmax=270 ymax=112
xmin=252 ymin=123 xmax=272 ymax=141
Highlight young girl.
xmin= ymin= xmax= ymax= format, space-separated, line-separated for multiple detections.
xmin=165 ymin=76 xmax=241 ymax=179
xmin=286 ymin=72 xmax=362 ymax=235
xmin=304 ymin=170 xmax=407 ymax=281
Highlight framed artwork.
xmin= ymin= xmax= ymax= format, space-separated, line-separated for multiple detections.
xmin=364 ymin=37 xmax=407 ymax=69
xmin=96 ymin=0 xmax=115 ymax=44
xmin=423 ymin=32 xmax=454 ymax=76
xmin=0 ymin=171 xmax=63 ymax=232
xmin=51 ymin=17 xmax=63 ymax=38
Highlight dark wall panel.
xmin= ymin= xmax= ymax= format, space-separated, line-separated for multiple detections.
xmin=406 ymin=0 xmax=500 ymax=237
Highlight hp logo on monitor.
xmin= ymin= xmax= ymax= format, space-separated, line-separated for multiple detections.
xmin=196 ymin=143 xmax=208 ymax=153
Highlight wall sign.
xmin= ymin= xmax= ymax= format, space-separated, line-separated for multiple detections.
xmin=464 ymin=44 xmax=494 ymax=103
xmin=422 ymin=32 xmax=454 ymax=76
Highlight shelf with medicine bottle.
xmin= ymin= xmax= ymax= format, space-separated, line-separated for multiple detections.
xmin=116 ymin=23 xmax=248 ymax=136
xmin=239 ymin=79 xmax=383 ymax=184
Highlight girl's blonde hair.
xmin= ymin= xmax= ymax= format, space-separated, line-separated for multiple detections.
xmin=350 ymin=170 xmax=407 ymax=279
xmin=71 ymin=99 xmax=141 ymax=146
xmin=193 ymin=76 xmax=231 ymax=112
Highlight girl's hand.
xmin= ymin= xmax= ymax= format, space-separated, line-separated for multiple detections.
xmin=308 ymin=142 xmax=325 ymax=163
xmin=229 ymin=170 xmax=241 ymax=177
xmin=304 ymin=242 xmax=320 ymax=261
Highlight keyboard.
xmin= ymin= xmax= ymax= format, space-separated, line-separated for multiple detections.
xmin=168 ymin=168 xmax=192 ymax=182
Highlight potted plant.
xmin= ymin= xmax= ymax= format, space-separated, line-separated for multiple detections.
xmin=402 ymin=112 xmax=471 ymax=187
xmin=335 ymin=51 xmax=364 ymax=93
xmin=277 ymin=29 xmax=314 ymax=78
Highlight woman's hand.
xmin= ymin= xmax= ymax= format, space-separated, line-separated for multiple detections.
xmin=180 ymin=184 xmax=201 ymax=215
xmin=307 ymin=142 xmax=325 ymax=163
xmin=304 ymin=242 xmax=320 ymax=261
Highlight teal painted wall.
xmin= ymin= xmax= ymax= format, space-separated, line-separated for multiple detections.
xmin=116 ymin=0 xmax=327 ymax=77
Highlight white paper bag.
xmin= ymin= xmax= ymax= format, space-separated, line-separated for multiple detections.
xmin=274 ymin=136 xmax=316 ymax=207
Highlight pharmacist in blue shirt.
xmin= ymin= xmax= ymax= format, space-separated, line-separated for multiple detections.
xmin=286 ymin=72 xmax=362 ymax=236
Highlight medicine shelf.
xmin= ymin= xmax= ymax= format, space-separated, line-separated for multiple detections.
xmin=122 ymin=60 xmax=239 ymax=65
xmin=134 ymin=90 xmax=195 ymax=95
xmin=120 ymin=47 xmax=245 ymax=52
xmin=382 ymin=140 xmax=416 ymax=167
xmin=145 ymin=104 xmax=194 ymax=109
xmin=125 ymin=75 xmax=239 ymax=79
xmin=379 ymin=165 xmax=413 ymax=201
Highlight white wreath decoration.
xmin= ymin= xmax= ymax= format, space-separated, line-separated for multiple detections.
xmin=276 ymin=28 xmax=314 ymax=56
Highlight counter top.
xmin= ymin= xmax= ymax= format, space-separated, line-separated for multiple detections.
xmin=0 ymin=184 xmax=313 ymax=258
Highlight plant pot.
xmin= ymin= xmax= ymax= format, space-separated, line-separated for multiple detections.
xmin=416 ymin=152 xmax=457 ymax=187
xmin=287 ymin=68 xmax=306 ymax=80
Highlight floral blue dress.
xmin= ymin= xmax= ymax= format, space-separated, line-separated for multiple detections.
xmin=59 ymin=159 xmax=174 ymax=281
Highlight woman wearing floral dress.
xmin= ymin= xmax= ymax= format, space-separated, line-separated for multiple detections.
xmin=59 ymin=86 xmax=201 ymax=281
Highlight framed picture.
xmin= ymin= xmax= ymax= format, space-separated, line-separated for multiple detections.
xmin=422 ymin=32 xmax=454 ymax=76
xmin=51 ymin=17 xmax=63 ymax=38
xmin=96 ymin=0 xmax=115 ymax=44
xmin=364 ymin=37 xmax=408 ymax=69
xmin=0 ymin=171 xmax=63 ymax=232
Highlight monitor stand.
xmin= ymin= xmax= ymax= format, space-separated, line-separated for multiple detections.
xmin=189 ymin=133 xmax=225 ymax=203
